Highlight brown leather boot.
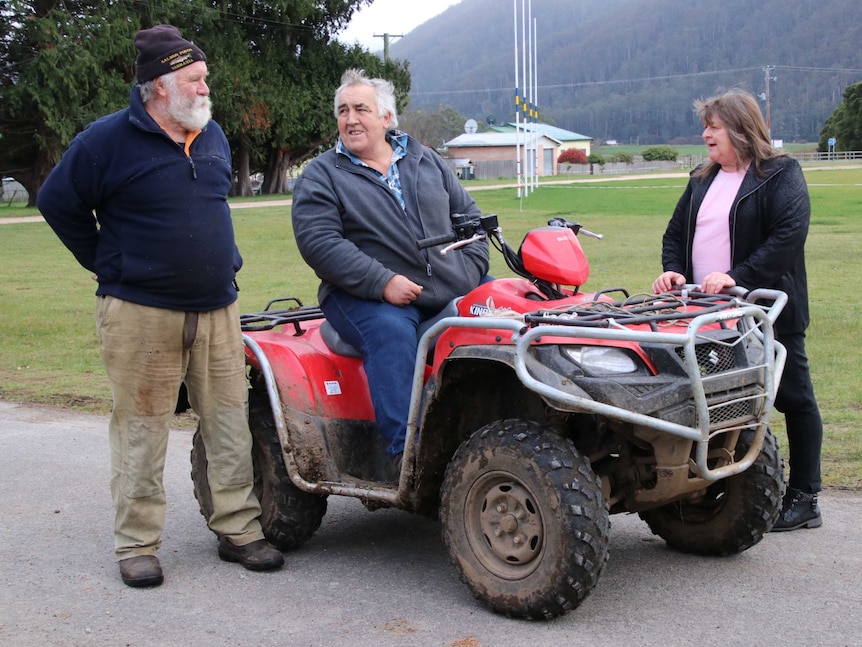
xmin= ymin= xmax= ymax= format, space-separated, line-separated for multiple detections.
xmin=217 ymin=537 xmax=284 ymax=571
xmin=118 ymin=555 xmax=164 ymax=587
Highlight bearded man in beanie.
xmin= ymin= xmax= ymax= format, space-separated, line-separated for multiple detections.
xmin=38 ymin=24 xmax=283 ymax=588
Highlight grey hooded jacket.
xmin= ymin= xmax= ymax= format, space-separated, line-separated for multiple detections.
xmin=291 ymin=133 xmax=489 ymax=311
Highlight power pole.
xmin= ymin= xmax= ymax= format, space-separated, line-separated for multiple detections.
xmin=373 ymin=33 xmax=403 ymax=63
xmin=762 ymin=65 xmax=776 ymax=140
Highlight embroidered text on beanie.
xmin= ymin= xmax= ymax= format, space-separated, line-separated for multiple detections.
xmin=135 ymin=24 xmax=207 ymax=83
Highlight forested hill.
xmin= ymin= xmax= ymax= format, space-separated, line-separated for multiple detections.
xmin=391 ymin=0 xmax=862 ymax=144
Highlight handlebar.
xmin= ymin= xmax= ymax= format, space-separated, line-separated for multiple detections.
xmin=417 ymin=232 xmax=457 ymax=249
xmin=547 ymin=217 xmax=603 ymax=240
xmin=416 ymin=213 xmax=500 ymax=250
xmin=440 ymin=233 xmax=488 ymax=255
xmin=418 ymin=214 xmax=604 ymax=253
xmin=578 ymin=227 xmax=603 ymax=240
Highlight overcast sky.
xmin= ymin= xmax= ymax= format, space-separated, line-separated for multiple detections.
xmin=337 ymin=0 xmax=463 ymax=51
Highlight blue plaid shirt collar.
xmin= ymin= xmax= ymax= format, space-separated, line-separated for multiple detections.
xmin=337 ymin=131 xmax=409 ymax=211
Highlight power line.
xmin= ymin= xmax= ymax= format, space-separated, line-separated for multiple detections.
xmin=410 ymin=65 xmax=862 ymax=98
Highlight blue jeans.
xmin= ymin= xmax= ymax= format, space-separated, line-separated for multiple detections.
xmin=321 ymin=290 xmax=433 ymax=457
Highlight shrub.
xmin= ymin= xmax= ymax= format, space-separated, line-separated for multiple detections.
xmin=557 ymin=148 xmax=588 ymax=165
xmin=641 ymin=145 xmax=679 ymax=161
xmin=606 ymin=152 xmax=634 ymax=164
xmin=588 ymin=152 xmax=606 ymax=166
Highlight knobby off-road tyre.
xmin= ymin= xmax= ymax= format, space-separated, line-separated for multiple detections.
xmin=638 ymin=427 xmax=784 ymax=556
xmin=439 ymin=418 xmax=610 ymax=620
xmin=190 ymin=390 xmax=327 ymax=551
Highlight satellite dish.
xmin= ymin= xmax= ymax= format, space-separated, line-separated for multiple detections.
xmin=486 ymin=114 xmax=497 ymax=125
xmin=464 ymin=119 xmax=478 ymax=134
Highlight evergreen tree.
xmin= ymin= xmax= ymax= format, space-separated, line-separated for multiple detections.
xmin=819 ymin=82 xmax=862 ymax=152
xmin=0 ymin=0 xmax=410 ymax=202
xmin=1 ymin=1 xmax=137 ymax=205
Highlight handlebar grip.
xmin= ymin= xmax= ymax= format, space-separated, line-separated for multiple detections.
xmin=579 ymin=228 xmax=603 ymax=240
xmin=417 ymin=232 xmax=457 ymax=249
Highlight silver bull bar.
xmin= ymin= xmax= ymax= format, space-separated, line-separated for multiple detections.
xmin=407 ymin=287 xmax=787 ymax=483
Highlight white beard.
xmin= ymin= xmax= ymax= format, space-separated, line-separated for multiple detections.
xmin=165 ymin=85 xmax=212 ymax=132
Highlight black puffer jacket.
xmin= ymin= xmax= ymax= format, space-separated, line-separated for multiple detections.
xmin=661 ymin=156 xmax=811 ymax=333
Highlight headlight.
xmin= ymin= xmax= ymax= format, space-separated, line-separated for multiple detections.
xmin=561 ymin=345 xmax=642 ymax=375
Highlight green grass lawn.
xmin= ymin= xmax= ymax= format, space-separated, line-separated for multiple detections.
xmin=2 ymin=167 xmax=859 ymax=489
xmin=592 ymin=142 xmax=818 ymax=158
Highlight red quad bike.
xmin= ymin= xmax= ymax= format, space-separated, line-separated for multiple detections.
xmin=190 ymin=214 xmax=788 ymax=620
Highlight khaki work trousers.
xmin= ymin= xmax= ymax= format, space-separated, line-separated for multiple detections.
xmin=96 ymin=296 xmax=264 ymax=560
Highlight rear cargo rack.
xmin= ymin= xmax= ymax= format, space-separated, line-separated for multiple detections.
xmin=239 ymin=297 xmax=323 ymax=334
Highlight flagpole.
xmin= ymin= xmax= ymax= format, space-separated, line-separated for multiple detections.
xmin=527 ymin=0 xmax=533 ymax=191
xmin=513 ymin=0 xmax=521 ymax=200
xmin=521 ymin=0 xmax=529 ymax=194
xmin=532 ymin=13 xmax=538 ymax=189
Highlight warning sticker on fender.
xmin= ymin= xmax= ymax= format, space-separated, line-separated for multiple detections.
xmin=324 ymin=380 xmax=342 ymax=395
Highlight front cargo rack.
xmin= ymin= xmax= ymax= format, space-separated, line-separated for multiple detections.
xmin=524 ymin=290 xmax=751 ymax=331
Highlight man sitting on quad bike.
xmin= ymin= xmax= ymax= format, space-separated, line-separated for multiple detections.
xmin=291 ymin=68 xmax=490 ymax=469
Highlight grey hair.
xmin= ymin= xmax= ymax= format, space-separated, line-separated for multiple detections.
xmin=137 ymin=69 xmax=180 ymax=104
xmin=137 ymin=79 xmax=158 ymax=103
xmin=333 ymin=68 xmax=399 ymax=129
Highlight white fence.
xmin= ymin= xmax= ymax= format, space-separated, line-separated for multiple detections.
xmin=446 ymin=152 xmax=861 ymax=181
xmin=794 ymin=151 xmax=862 ymax=162
xmin=557 ymin=159 xmax=702 ymax=176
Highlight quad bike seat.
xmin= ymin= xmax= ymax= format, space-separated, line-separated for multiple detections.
xmin=320 ymin=297 xmax=462 ymax=358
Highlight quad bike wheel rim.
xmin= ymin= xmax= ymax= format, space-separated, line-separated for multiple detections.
xmin=465 ymin=470 xmax=545 ymax=580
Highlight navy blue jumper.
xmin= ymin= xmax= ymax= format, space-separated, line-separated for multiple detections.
xmin=37 ymin=87 xmax=241 ymax=312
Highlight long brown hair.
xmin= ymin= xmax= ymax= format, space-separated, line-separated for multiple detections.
xmin=693 ymin=89 xmax=785 ymax=179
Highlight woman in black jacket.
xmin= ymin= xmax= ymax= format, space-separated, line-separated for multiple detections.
xmin=653 ymin=89 xmax=823 ymax=531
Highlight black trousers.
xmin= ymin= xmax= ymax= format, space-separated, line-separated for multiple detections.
xmin=774 ymin=331 xmax=823 ymax=493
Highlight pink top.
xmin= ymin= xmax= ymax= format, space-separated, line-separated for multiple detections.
xmin=692 ymin=168 xmax=747 ymax=283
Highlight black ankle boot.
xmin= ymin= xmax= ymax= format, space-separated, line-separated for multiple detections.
xmin=771 ymin=486 xmax=822 ymax=532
